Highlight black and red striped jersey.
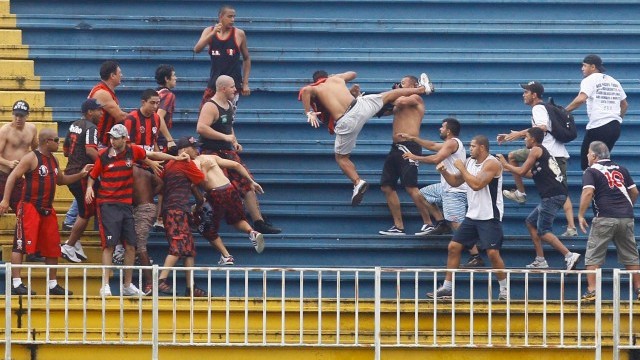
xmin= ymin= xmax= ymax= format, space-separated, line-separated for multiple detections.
xmin=90 ymin=144 xmax=146 ymax=205
xmin=124 ymin=109 xmax=160 ymax=151
xmin=22 ymin=150 xmax=58 ymax=209
xmin=88 ymin=81 xmax=121 ymax=146
xmin=157 ymin=87 xmax=175 ymax=130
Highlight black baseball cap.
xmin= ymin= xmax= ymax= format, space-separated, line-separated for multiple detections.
xmin=583 ymin=54 xmax=606 ymax=72
xmin=12 ymin=100 xmax=29 ymax=116
xmin=175 ymin=136 xmax=201 ymax=150
xmin=81 ymin=98 xmax=103 ymax=113
xmin=520 ymin=81 xmax=544 ymax=97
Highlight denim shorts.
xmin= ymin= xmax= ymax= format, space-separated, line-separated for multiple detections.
xmin=525 ymin=194 xmax=567 ymax=236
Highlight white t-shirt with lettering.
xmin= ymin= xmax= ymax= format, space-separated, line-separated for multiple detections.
xmin=531 ymin=104 xmax=570 ymax=158
xmin=579 ymin=73 xmax=626 ymax=129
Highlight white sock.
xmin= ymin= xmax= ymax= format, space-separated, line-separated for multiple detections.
xmin=515 ymin=190 xmax=526 ymax=197
xmin=442 ymin=280 xmax=452 ymax=291
xmin=48 ymin=280 xmax=57 ymax=289
xmin=12 ymin=278 xmax=22 ymax=288
xmin=536 ymin=256 xmax=545 ymax=262
xmin=499 ymin=279 xmax=508 ymax=291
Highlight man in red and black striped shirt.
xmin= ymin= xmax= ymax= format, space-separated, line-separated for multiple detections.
xmin=124 ymin=89 xmax=161 ymax=152
xmin=88 ymin=60 xmax=128 ymax=147
xmin=0 ymin=129 xmax=93 ymax=296
xmin=85 ymin=124 xmax=189 ymax=297
xmin=155 ymin=64 xmax=177 ymax=152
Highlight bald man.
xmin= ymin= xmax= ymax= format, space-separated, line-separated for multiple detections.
xmin=0 ymin=129 xmax=93 ymax=295
xmin=196 ymin=75 xmax=280 ymax=234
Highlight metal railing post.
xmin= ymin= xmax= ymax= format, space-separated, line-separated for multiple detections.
xmin=595 ymin=268 xmax=602 ymax=360
xmin=152 ymin=264 xmax=159 ymax=360
xmin=612 ymin=269 xmax=620 ymax=360
xmin=5 ymin=262 xmax=12 ymax=360
xmin=374 ymin=267 xmax=381 ymax=360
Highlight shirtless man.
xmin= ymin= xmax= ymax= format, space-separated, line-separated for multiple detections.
xmin=132 ymin=165 xmax=163 ymax=295
xmin=194 ymin=5 xmax=251 ymax=107
xmin=0 ymin=100 xmax=38 ymax=212
xmin=376 ymin=76 xmax=435 ymax=236
xmin=299 ymin=70 xmax=433 ymax=206
xmin=89 ymin=60 xmax=128 ymax=146
xmin=193 ymin=152 xmax=266 ymax=265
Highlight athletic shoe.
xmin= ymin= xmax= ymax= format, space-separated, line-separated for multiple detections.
xmin=143 ymin=284 xmax=153 ymax=296
xmin=11 ymin=283 xmax=35 ymax=296
xmin=561 ymin=227 xmax=578 ymax=237
xmin=158 ymin=280 xmax=173 ymax=295
xmin=430 ymin=221 xmax=451 ymax=235
xmin=418 ymin=73 xmax=435 ymax=95
xmin=379 ymin=225 xmax=406 ymax=236
xmin=218 ymin=254 xmax=235 ymax=265
xmin=414 ymin=224 xmax=435 ymax=236
xmin=498 ymin=289 xmax=509 ymax=301
xmin=99 ymin=284 xmax=112 ymax=297
xmin=50 ymin=284 xmax=73 ymax=296
xmin=26 ymin=252 xmax=45 ymax=262
xmin=153 ymin=219 xmax=164 ymax=231
xmin=636 ymin=288 xmax=640 ymax=301
xmin=581 ymin=290 xmax=596 ymax=303
xmin=61 ymin=244 xmax=81 ymax=263
xmin=112 ymin=245 xmax=125 ymax=265
xmin=565 ymin=252 xmax=581 ymax=270
xmin=526 ymin=258 xmax=549 ymax=269
xmin=185 ymin=286 xmax=208 ymax=297
xmin=249 ymin=231 xmax=265 ymax=253
xmin=351 ymin=180 xmax=369 ymax=206
xmin=62 ymin=223 xmax=74 ymax=231
xmin=426 ymin=285 xmax=452 ymax=300
xmin=253 ymin=219 xmax=281 ymax=234
xmin=73 ymin=241 xmax=88 ymax=261
xmin=122 ymin=283 xmax=144 ymax=296
xmin=503 ymin=189 xmax=527 ymax=204
xmin=460 ymin=254 xmax=485 ymax=268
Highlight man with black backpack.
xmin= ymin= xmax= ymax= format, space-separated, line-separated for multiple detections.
xmin=497 ymin=81 xmax=578 ymax=237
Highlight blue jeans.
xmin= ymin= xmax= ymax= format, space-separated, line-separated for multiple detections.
xmin=64 ymin=199 xmax=79 ymax=226
xmin=525 ymin=194 xmax=567 ymax=236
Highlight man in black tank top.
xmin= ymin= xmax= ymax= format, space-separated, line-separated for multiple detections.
xmin=194 ymin=5 xmax=251 ymax=108
xmin=498 ymin=127 xmax=581 ymax=270
xmin=196 ymin=75 xmax=281 ymax=234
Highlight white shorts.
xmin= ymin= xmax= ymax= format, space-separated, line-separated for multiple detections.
xmin=334 ymin=94 xmax=384 ymax=155
xmin=420 ymin=183 xmax=468 ymax=224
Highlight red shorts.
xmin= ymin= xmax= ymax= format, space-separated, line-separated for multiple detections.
xmin=0 ymin=171 xmax=25 ymax=212
xmin=200 ymin=149 xmax=254 ymax=195
xmin=12 ymin=202 xmax=61 ymax=257
xmin=162 ymin=209 xmax=196 ymax=257
xmin=201 ymin=184 xmax=246 ymax=241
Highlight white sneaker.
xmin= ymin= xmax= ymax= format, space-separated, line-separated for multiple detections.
xmin=99 ymin=284 xmax=112 ymax=296
xmin=418 ymin=72 xmax=435 ymax=95
xmin=122 ymin=283 xmax=144 ymax=296
xmin=351 ymin=180 xmax=369 ymax=206
xmin=61 ymin=244 xmax=81 ymax=263
xmin=566 ymin=252 xmax=581 ymax=270
xmin=72 ymin=241 xmax=87 ymax=261
xmin=561 ymin=227 xmax=578 ymax=237
xmin=526 ymin=258 xmax=549 ymax=269
xmin=249 ymin=231 xmax=265 ymax=254
xmin=503 ymin=189 xmax=527 ymax=204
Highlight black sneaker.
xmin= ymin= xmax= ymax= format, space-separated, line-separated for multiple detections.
xmin=49 ymin=284 xmax=73 ymax=296
xmin=26 ymin=252 xmax=45 ymax=262
xmin=254 ymin=220 xmax=281 ymax=234
xmin=460 ymin=255 xmax=485 ymax=268
xmin=431 ymin=221 xmax=451 ymax=235
xmin=62 ymin=223 xmax=74 ymax=231
xmin=185 ymin=286 xmax=208 ymax=297
xmin=11 ymin=283 xmax=35 ymax=296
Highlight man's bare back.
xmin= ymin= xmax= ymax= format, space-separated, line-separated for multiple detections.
xmin=392 ymin=95 xmax=425 ymax=143
xmin=0 ymin=122 xmax=37 ymax=174
xmin=312 ymin=77 xmax=356 ymax=119
xmin=132 ymin=166 xmax=162 ymax=206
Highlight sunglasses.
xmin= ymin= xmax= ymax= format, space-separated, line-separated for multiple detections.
xmin=47 ymin=137 xmax=60 ymax=143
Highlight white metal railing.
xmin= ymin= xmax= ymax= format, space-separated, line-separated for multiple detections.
xmin=2 ymin=263 xmax=603 ymax=360
xmin=612 ymin=269 xmax=640 ymax=360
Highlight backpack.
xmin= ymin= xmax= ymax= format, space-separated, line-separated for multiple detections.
xmin=544 ymin=97 xmax=577 ymax=143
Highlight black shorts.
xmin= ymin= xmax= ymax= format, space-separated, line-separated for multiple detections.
xmin=68 ymin=178 xmax=97 ymax=219
xmin=380 ymin=141 xmax=421 ymax=189
xmin=97 ymin=202 xmax=136 ymax=249
xmin=453 ymin=218 xmax=504 ymax=251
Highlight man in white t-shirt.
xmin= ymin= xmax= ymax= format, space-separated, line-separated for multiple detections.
xmin=565 ymin=54 xmax=627 ymax=170
xmin=497 ymin=81 xmax=577 ymax=237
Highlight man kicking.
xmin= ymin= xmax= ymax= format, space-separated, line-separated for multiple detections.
xmin=299 ymin=70 xmax=433 ymax=206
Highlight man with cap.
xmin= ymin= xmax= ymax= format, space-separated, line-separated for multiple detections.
xmin=0 ymin=128 xmax=94 ymax=295
xmin=60 ymin=98 xmax=103 ymax=263
xmin=565 ymin=54 xmax=628 ymax=170
xmin=85 ymin=124 xmax=189 ymax=296
xmin=157 ymin=136 xmax=210 ymax=296
xmin=0 ymin=100 xmax=38 ymax=213
xmin=497 ymin=81 xmax=578 ymax=237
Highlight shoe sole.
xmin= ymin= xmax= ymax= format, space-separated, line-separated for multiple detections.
xmin=567 ymin=254 xmax=581 ymax=270
xmin=351 ymin=182 xmax=369 ymax=206
xmin=379 ymin=232 xmax=405 ymax=236
xmin=426 ymin=295 xmax=452 ymax=300
xmin=61 ymin=252 xmax=82 ymax=263
xmin=253 ymin=233 xmax=265 ymax=254
xmin=419 ymin=73 xmax=434 ymax=95
xmin=460 ymin=262 xmax=485 ymax=269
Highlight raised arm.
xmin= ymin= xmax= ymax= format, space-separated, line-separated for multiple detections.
xmin=458 ymin=158 xmax=501 ymax=191
xmin=193 ymin=25 xmax=217 ymax=53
